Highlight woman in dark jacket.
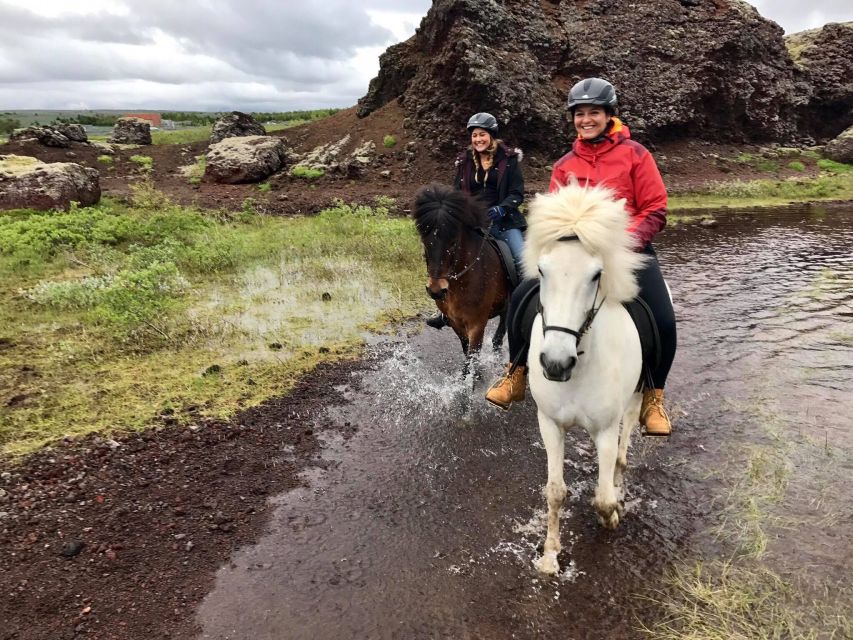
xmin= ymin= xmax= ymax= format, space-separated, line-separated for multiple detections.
xmin=426 ymin=112 xmax=525 ymax=329
xmin=485 ymin=78 xmax=676 ymax=437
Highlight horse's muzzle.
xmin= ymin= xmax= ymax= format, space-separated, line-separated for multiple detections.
xmin=540 ymin=353 xmax=577 ymax=382
xmin=426 ymin=285 xmax=448 ymax=301
xmin=425 ymin=278 xmax=449 ymax=301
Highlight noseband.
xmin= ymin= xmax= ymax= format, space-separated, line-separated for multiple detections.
xmin=537 ymin=234 xmax=606 ymax=350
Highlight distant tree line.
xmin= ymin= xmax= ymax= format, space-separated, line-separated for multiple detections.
xmin=53 ymin=114 xmax=120 ymax=126
xmin=160 ymin=109 xmax=340 ymax=126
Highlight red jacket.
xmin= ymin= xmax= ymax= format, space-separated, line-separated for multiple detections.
xmin=549 ymin=118 xmax=667 ymax=247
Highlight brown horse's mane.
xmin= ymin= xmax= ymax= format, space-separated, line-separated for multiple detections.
xmin=412 ymin=184 xmax=488 ymax=239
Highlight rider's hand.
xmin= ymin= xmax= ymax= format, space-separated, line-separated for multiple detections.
xmin=487 ymin=206 xmax=505 ymax=222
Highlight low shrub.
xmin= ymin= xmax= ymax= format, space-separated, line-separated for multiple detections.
xmin=97 ymin=155 xmax=114 ymax=166
xmin=383 ymin=135 xmax=397 ymax=148
xmin=787 ymin=161 xmax=805 ymax=172
xmin=257 ymin=182 xmax=271 ymax=192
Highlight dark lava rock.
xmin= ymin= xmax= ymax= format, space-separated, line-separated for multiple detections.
xmin=210 ymin=111 xmax=267 ymax=144
xmin=61 ymin=540 xmax=85 ymax=558
xmin=9 ymin=126 xmax=71 ymax=148
xmin=358 ymin=0 xmax=809 ymax=155
xmin=110 ymin=117 xmax=152 ymax=145
xmin=786 ymin=22 xmax=853 ymax=141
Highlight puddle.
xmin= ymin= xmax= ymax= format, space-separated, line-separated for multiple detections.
xmin=197 ymin=203 xmax=853 ymax=639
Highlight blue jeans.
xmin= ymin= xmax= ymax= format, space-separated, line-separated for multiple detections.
xmin=490 ymin=227 xmax=524 ymax=271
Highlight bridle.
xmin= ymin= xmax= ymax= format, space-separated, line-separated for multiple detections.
xmin=536 ymin=235 xmax=606 ymax=352
xmin=426 ymin=222 xmax=493 ymax=282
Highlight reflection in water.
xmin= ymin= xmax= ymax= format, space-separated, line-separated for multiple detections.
xmin=198 ymin=204 xmax=852 ymax=639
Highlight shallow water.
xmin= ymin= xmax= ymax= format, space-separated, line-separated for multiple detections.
xmin=197 ymin=203 xmax=852 ymax=639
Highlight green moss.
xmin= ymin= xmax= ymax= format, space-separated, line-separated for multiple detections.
xmin=291 ymin=165 xmax=325 ymax=179
xmin=97 ymin=155 xmax=114 ymax=166
xmin=787 ymin=160 xmax=805 ymax=171
xmin=817 ymin=158 xmax=853 ymax=173
xmin=129 ymin=154 xmax=153 ymax=173
xmin=383 ymin=134 xmax=397 ymax=148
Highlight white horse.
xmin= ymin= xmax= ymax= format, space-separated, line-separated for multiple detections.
xmin=522 ymin=182 xmax=648 ymax=575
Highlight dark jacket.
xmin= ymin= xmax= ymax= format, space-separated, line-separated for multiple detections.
xmin=454 ymin=142 xmax=525 ymax=231
xmin=549 ymin=118 xmax=666 ymax=247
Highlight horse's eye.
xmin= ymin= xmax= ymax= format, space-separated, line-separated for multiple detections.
xmin=592 ymin=271 xmax=602 ymax=282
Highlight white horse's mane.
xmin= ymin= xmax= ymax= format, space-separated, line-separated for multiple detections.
xmin=522 ymin=182 xmax=647 ymax=303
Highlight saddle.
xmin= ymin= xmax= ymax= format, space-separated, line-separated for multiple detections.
xmin=509 ymin=281 xmax=661 ymax=391
xmin=475 ymin=228 xmax=520 ymax=290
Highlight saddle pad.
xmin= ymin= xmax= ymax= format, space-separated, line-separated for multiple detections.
xmin=510 ymin=281 xmax=661 ymax=388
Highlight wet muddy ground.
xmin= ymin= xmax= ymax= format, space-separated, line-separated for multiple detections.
xmin=2 ymin=203 xmax=852 ymax=639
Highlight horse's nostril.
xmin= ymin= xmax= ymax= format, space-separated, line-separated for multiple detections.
xmin=566 ymin=356 xmax=577 ymax=371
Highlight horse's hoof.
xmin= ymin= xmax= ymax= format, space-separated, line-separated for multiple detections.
xmin=594 ymin=501 xmax=621 ymax=530
xmin=535 ymin=551 xmax=560 ymax=575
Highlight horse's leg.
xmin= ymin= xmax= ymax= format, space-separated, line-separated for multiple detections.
xmin=592 ymin=422 xmax=622 ymax=530
xmin=615 ymin=393 xmax=642 ymax=494
xmin=534 ymin=411 xmax=567 ymax=575
xmin=491 ymin=310 xmax=507 ymax=352
xmin=466 ymin=324 xmax=486 ymax=385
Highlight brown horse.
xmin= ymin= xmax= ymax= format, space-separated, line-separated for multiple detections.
xmin=413 ymin=184 xmax=510 ymax=371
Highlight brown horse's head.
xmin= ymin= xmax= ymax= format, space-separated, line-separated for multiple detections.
xmin=413 ymin=184 xmax=487 ymax=299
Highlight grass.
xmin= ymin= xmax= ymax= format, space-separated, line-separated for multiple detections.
xmin=0 ymin=185 xmax=425 ymax=456
xmin=787 ymin=160 xmax=805 ymax=172
xmin=641 ymin=396 xmax=851 ymax=639
xmin=257 ymin=181 xmax=271 ymax=193
xmin=150 ymin=122 xmax=299 ymax=145
xmin=669 ymin=171 xmax=853 ymax=210
xmin=97 ymin=155 xmax=113 ymax=166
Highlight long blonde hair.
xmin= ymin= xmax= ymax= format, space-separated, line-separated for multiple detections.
xmin=471 ymin=137 xmax=501 ymax=181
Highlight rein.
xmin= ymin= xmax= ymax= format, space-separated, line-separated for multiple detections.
xmin=537 ymin=233 xmax=606 ymax=352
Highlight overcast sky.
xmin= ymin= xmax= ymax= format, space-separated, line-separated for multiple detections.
xmin=0 ymin=0 xmax=849 ymax=112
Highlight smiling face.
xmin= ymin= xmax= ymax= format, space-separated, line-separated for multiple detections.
xmin=573 ymin=104 xmax=610 ymax=140
xmin=470 ymin=128 xmax=492 ymax=153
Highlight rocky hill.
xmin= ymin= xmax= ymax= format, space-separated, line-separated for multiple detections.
xmin=358 ymin=0 xmax=851 ymax=155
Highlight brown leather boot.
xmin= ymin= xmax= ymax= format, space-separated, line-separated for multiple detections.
xmin=641 ymin=388 xmax=672 ymax=437
xmin=485 ymin=364 xmax=526 ymax=410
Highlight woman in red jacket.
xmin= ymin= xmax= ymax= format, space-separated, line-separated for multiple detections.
xmin=485 ymin=77 xmax=676 ymax=437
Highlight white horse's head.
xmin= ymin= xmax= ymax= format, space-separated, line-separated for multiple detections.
xmin=523 ymin=181 xmax=647 ymax=381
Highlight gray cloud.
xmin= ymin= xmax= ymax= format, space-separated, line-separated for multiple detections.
xmin=0 ymin=0 xmax=847 ymax=111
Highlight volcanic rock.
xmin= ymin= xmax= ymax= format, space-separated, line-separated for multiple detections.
xmin=824 ymin=125 xmax=853 ymax=163
xmin=358 ymin=0 xmax=801 ymax=155
xmin=9 ymin=126 xmax=71 ymax=148
xmin=110 ymin=117 xmax=152 ymax=145
xmin=0 ymin=155 xmax=101 ymax=211
xmin=204 ymin=136 xmax=289 ymax=184
xmin=210 ymin=111 xmax=267 ymax=144
xmin=786 ymin=22 xmax=853 ymax=140
xmin=56 ymin=123 xmax=88 ymax=143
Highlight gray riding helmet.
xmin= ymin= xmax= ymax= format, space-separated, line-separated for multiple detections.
xmin=466 ymin=112 xmax=499 ymax=135
xmin=567 ymin=78 xmax=618 ymax=111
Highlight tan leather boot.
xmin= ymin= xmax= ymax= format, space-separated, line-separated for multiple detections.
xmin=485 ymin=364 xmax=526 ymax=410
xmin=641 ymin=388 xmax=672 ymax=437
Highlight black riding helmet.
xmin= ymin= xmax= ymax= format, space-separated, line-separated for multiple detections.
xmin=467 ymin=112 xmax=499 ymax=136
xmin=567 ymin=78 xmax=618 ymax=114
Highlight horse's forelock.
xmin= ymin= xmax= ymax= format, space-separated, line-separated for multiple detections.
xmin=522 ymin=183 xmax=646 ymax=302
xmin=413 ymin=184 xmax=486 ymax=238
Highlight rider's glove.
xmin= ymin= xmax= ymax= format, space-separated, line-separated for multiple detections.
xmin=487 ymin=206 xmax=505 ymax=222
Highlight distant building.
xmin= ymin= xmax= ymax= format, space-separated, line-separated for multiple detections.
xmin=124 ymin=113 xmax=162 ymax=127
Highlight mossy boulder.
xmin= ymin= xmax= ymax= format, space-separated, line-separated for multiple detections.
xmin=0 ymin=154 xmax=101 ymax=211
